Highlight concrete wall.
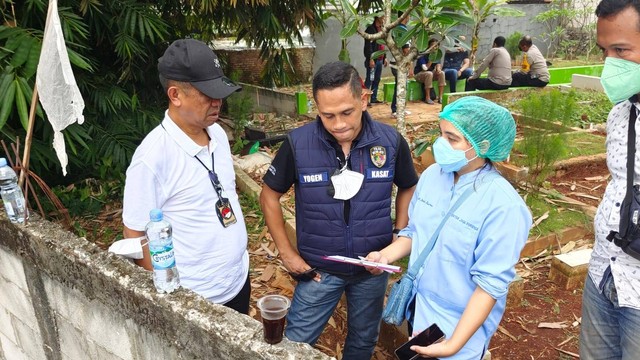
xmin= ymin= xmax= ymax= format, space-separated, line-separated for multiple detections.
xmin=239 ymin=83 xmax=298 ymax=116
xmin=472 ymin=4 xmax=553 ymax=61
xmin=0 ymin=215 xmax=332 ymax=360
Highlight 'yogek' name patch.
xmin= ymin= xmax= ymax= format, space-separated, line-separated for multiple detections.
xmin=299 ymin=172 xmax=329 ymax=184
xmin=366 ymin=168 xmax=394 ymax=179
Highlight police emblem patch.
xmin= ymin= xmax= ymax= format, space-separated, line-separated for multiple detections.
xmin=370 ymin=146 xmax=387 ymax=168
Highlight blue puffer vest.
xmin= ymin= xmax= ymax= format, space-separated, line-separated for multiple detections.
xmin=288 ymin=113 xmax=399 ymax=275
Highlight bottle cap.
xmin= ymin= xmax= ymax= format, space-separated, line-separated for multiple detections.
xmin=149 ymin=208 xmax=163 ymax=221
xmin=0 ymin=158 xmax=7 ymax=167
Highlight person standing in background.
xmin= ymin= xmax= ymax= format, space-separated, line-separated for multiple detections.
xmin=390 ymin=12 xmax=412 ymax=117
xmin=364 ymin=16 xmax=388 ymax=106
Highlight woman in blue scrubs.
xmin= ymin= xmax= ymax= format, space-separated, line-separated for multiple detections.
xmin=367 ymin=96 xmax=532 ymax=359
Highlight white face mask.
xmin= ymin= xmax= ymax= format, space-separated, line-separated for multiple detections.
xmin=108 ymin=236 xmax=148 ymax=259
xmin=331 ymin=169 xmax=364 ymax=200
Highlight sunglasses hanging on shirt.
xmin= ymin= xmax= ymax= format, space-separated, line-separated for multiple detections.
xmin=195 ymin=152 xmax=237 ymax=228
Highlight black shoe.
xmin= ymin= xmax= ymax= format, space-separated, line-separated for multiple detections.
xmin=370 ymin=100 xmax=382 ymax=104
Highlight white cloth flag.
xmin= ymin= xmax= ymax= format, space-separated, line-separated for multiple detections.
xmin=36 ymin=0 xmax=85 ymax=176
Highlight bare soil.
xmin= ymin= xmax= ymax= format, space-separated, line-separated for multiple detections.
xmin=73 ymin=103 xmax=603 ymax=360
xmin=550 ymin=160 xmax=609 ymax=208
xmin=489 ymin=253 xmax=586 ymax=360
xmin=240 ymin=152 xmax=596 ymax=360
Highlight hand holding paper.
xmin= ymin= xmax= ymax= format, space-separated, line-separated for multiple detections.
xmin=322 ymin=255 xmax=402 ymax=273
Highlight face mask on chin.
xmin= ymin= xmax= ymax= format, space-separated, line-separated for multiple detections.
xmin=600 ymin=57 xmax=640 ymax=104
xmin=432 ymin=137 xmax=477 ymax=173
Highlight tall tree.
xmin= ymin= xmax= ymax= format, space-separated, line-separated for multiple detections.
xmin=0 ymin=0 xmax=327 ymax=184
xmin=338 ymin=0 xmax=472 ymax=135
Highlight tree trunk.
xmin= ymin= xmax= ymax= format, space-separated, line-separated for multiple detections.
xmin=395 ymin=63 xmax=409 ymax=138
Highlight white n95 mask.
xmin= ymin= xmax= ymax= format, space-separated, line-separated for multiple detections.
xmin=108 ymin=236 xmax=148 ymax=259
xmin=331 ymin=169 xmax=364 ymax=200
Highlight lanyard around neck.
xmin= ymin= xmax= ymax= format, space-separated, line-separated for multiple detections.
xmin=194 ymin=151 xmax=225 ymax=200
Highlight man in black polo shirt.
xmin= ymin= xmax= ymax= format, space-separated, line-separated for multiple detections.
xmin=260 ymin=61 xmax=418 ymax=359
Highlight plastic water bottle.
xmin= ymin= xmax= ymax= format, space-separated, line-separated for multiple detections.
xmin=0 ymin=158 xmax=27 ymax=224
xmin=369 ymin=68 xmax=375 ymax=82
xmin=145 ymin=209 xmax=180 ymax=293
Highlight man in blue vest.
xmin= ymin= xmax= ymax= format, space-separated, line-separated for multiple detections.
xmin=260 ymin=61 xmax=418 ymax=359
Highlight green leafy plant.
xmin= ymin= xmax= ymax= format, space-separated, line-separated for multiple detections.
xmin=505 ymin=31 xmax=523 ymax=60
xmin=413 ymin=127 xmax=440 ymax=157
xmin=460 ymin=0 xmax=525 ymax=66
xmin=1 ymin=0 xmax=331 ymax=189
xmin=533 ymin=0 xmax=577 ymax=58
xmin=517 ymin=89 xmax=577 ymax=188
xmin=226 ymin=71 xmax=255 ymax=154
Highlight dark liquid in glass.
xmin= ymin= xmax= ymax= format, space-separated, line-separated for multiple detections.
xmin=262 ymin=317 xmax=286 ymax=344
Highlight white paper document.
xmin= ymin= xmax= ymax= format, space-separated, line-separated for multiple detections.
xmin=322 ymin=255 xmax=402 ymax=273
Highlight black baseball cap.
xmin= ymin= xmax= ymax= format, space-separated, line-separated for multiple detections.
xmin=158 ymin=39 xmax=241 ymax=99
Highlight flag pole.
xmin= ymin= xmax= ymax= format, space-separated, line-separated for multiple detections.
xmin=18 ymin=84 xmax=39 ymax=188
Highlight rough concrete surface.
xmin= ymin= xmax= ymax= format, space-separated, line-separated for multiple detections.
xmin=0 ymin=213 xmax=333 ymax=359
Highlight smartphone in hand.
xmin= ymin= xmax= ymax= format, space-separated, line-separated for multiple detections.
xmin=395 ymin=323 xmax=445 ymax=360
xmin=289 ymin=267 xmax=317 ymax=282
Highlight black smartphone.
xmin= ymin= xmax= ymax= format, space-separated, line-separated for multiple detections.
xmin=289 ymin=268 xmax=317 ymax=282
xmin=394 ymin=323 xmax=445 ymax=360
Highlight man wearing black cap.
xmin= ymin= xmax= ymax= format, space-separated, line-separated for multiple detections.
xmin=122 ymin=39 xmax=251 ymax=314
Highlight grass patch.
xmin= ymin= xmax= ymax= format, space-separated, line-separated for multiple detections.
xmin=525 ymin=192 xmax=591 ymax=237
xmin=498 ymin=89 xmax=611 ymax=129
xmin=516 ymin=116 xmax=574 ymax=134
xmin=512 ymin=132 xmax=605 ymax=166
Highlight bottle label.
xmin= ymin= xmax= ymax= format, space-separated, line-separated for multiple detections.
xmin=3 ymin=201 xmax=14 ymax=216
xmin=151 ymin=246 xmax=176 ymax=270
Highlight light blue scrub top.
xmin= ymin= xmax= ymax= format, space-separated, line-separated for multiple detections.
xmin=398 ymin=164 xmax=532 ymax=360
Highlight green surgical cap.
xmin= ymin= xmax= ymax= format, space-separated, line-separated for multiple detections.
xmin=439 ymin=96 xmax=516 ymax=162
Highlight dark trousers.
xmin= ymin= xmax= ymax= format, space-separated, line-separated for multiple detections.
xmin=364 ymin=59 xmax=384 ymax=102
xmin=222 ymin=273 xmax=251 ymax=314
xmin=510 ymin=72 xmax=548 ymax=88
xmin=465 ymin=78 xmax=510 ymax=91
xmin=391 ymin=66 xmax=399 ymax=113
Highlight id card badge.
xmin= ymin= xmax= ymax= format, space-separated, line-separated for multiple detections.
xmin=216 ymin=198 xmax=237 ymax=228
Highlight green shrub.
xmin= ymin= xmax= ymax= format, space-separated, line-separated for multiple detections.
xmin=518 ymin=89 xmax=577 ymax=188
xmin=506 ymin=31 xmax=523 ymax=60
xmin=226 ymin=71 xmax=255 ymax=154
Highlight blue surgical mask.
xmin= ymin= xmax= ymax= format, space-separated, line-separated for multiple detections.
xmin=432 ymin=137 xmax=475 ymax=173
xmin=600 ymin=57 xmax=640 ymax=104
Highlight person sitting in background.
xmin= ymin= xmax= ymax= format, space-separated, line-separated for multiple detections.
xmin=466 ymin=36 xmax=512 ymax=91
xmin=366 ymin=96 xmax=531 ymax=359
xmin=442 ymin=36 xmax=473 ymax=93
xmin=414 ymin=38 xmax=445 ymax=104
xmin=510 ymin=36 xmax=550 ymax=87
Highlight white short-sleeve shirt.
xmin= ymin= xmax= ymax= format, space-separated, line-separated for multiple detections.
xmin=590 ymin=101 xmax=640 ymax=310
xmin=123 ymin=111 xmax=248 ymax=303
